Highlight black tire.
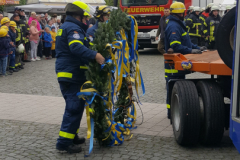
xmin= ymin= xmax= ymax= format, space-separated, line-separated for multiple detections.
xmin=171 ymin=81 xmax=201 ymax=145
xmin=216 ymin=7 xmax=236 ymax=69
xmin=196 ymin=81 xmax=225 ymax=145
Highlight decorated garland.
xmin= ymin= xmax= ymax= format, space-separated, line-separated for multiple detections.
xmin=77 ymin=9 xmax=145 ymax=156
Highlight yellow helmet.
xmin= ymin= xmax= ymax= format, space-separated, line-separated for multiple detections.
xmin=1 ymin=26 xmax=9 ymax=31
xmin=1 ymin=17 xmax=10 ymax=25
xmin=9 ymin=21 xmax=17 ymax=28
xmin=94 ymin=5 xmax=111 ymax=19
xmin=170 ymin=2 xmax=186 ymax=13
xmin=0 ymin=29 xmax=8 ymax=37
xmin=65 ymin=0 xmax=90 ymax=17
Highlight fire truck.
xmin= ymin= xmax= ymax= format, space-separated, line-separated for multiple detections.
xmin=113 ymin=0 xmax=192 ymax=49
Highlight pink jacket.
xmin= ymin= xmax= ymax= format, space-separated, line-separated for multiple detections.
xmin=28 ymin=17 xmax=40 ymax=31
xmin=29 ymin=26 xmax=40 ymax=41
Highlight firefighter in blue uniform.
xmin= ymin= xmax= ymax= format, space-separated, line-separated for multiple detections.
xmin=55 ymin=1 xmax=105 ymax=153
xmin=86 ymin=5 xmax=111 ymax=41
xmin=165 ymin=2 xmax=206 ymax=119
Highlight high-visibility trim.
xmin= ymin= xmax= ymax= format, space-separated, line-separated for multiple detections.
xmin=189 ymin=33 xmax=201 ymax=37
xmin=59 ymin=131 xmax=75 ymax=139
xmin=57 ymin=72 xmax=73 ymax=78
xmin=165 ymin=75 xmax=168 ymax=78
xmin=84 ymin=37 xmax=87 ymax=40
xmin=165 ymin=69 xmax=178 ymax=73
xmin=167 ymin=104 xmax=170 ymax=109
xmin=69 ymin=40 xmax=83 ymax=46
xmin=80 ymin=66 xmax=88 ymax=69
xmin=170 ymin=41 xmax=181 ymax=46
xmin=15 ymin=64 xmax=18 ymax=67
xmin=89 ymin=42 xmax=94 ymax=46
xmin=76 ymin=128 xmax=79 ymax=133
xmin=57 ymin=29 xmax=63 ymax=36
xmin=187 ymin=18 xmax=193 ymax=22
xmin=9 ymin=66 xmax=15 ymax=69
xmin=182 ymin=32 xmax=187 ymax=36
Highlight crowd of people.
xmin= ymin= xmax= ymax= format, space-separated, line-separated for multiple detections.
xmin=0 ymin=7 xmax=97 ymax=77
xmin=156 ymin=3 xmax=235 ymax=54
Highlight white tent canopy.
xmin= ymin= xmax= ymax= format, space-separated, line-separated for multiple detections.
xmin=5 ymin=0 xmax=105 ymax=14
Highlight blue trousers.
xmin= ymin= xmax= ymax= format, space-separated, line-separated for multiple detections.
xmin=9 ymin=50 xmax=16 ymax=70
xmin=0 ymin=56 xmax=8 ymax=75
xmin=57 ymin=82 xmax=85 ymax=147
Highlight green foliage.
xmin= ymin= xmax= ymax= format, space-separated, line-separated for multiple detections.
xmin=85 ymin=8 xmax=132 ymax=146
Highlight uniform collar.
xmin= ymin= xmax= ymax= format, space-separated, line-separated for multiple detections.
xmin=65 ymin=16 xmax=88 ymax=32
xmin=168 ymin=15 xmax=186 ymax=29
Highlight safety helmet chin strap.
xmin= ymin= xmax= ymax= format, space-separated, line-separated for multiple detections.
xmin=171 ymin=13 xmax=185 ymax=21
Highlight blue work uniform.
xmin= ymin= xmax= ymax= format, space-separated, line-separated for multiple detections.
xmin=55 ymin=15 xmax=97 ymax=147
xmin=8 ymin=29 xmax=16 ymax=70
xmin=164 ymin=15 xmax=200 ymax=118
xmin=86 ymin=20 xmax=99 ymax=42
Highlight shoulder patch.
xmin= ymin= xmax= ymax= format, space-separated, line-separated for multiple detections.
xmin=74 ymin=31 xmax=78 ymax=34
xmin=73 ymin=33 xmax=80 ymax=39
xmin=172 ymin=32 xmax=176 ymax=34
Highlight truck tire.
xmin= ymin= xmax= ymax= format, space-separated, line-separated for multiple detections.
xmin=196 ymin=81 xmax=225 ymax=145
xmin=171 ymin=81 xmax=200 ymax=145
xmin=216 ymin=7 xmax=236 ymax=69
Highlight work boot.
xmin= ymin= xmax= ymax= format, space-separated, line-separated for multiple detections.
xmin=73 ymin=135 xmax=85 ymax=145
xmin=56 ymin=144 xmax=82 ymax=153
xmin=13 ymin=69 xmax=18 ymax=72
xmin=19 ymin=65 xmax=24 ymax=69
xmin=9 ymin=70 xmax=13 ymax=74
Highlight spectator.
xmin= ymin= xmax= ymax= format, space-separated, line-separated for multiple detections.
xmin=29 ymin=20 xmax=43 ymax=61
xmin=8 ymin=21 xmax=18 ymax=73
xmin=45 ymin=13 xmax=49 ymax=22
xmin=37 ymin=15 xmax=44 ymax=59
xmin=50 ymin=18 xmax=58 ymax=32
xmin=50 ymin=26 xmax=56 ymax=58
xmin=45 ymin=20 xmax=53 ymax=30
xmin=40 ymin=14 xmax=46 ymax=29
xmin=56 ymin=19 xmax=62 ymax=29
xmin=28 ymin=12 xmax=41 ymax=31
xmin=43 ymin=27 xmax=52 ymax=59
xmin=10 ymin=8 xmax=21 ymax=20
xmin=0 ymin=14 xmax=3 ymax=27
xmin=156 ymin=8 xmax=170 ymax=54
xmin=0 ymin=28 xmax=12 ymax=77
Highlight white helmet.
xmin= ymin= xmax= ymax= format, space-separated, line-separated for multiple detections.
xmin=188 ymin=6 xmax=194 ymax=10
xmin=16 ymin=44 xmax=25 ymax=53
xmin=211 ymin=5 xmax=220 ymax=12
xmin=226 ymin=5 xmax=232 ymax=10
xmin=207 ymin=3 xmax=214 ymax=9
xmin=201 ymin=7 xmax=205 ymax=12
xmin=194 ymin=6 xmax=201 ymax=12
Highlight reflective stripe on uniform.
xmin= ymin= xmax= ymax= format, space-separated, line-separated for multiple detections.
xmin=167 ymin=104 xmax=170 ymax=109
xmin=80 ymin=66 xmax=88 ymax=69
xmin=165 ymin=69 xmax=178 ymax=73
xmin=165 ymin=75 xmax=168 ymax=78
xmin=84 ymin=37 xmax=87 ymax=40
xmin=76 ymin=128 xmax=79 ymax=133
xmin=89 ymin=42 xmax=94 ymax=46
xmin=187 ymin=18 xmax=193 ymax=22
xmin=69 ymin=40 xmax=83 ymax=46
xmin=182 ymin=32 xmax=187 ymax=36
xmin=170 ymin=41 xmax=181 ymax=46
xmin=57 ymin=72 xmax=73 ymax=78
xmin=57 ymin=29 xmax=63 ymax=36
xmin=203 ymin=30 xmax=208 ymax=34
xmin=59 ymin=131 xmax=75 ymax=139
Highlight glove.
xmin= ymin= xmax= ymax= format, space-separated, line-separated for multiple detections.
xmin=191 ymin=49 xmax=202 ymax=54
xmin=200 ymin=46 xmax=207 ymax=51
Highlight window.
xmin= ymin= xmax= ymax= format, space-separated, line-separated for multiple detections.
xmin=121 ymin=0 xmax=169 ymax=6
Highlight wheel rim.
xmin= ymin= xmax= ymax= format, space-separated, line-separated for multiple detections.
xmin=173 ymin=94 xmax=180 ymax=132
xmin=230 ymin=26 xmax=235 ymax=50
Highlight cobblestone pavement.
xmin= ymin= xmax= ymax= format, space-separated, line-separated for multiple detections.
xmin=0 ymin=93 xmax=240 ymax=160
xmin=0 ymin=49 xmax=209 ymax=104
xmin=0 ymin=49 xmax=239 ymax=159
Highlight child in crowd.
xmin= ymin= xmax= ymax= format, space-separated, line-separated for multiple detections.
xmin=44 ymin=27 xmax=52 ymax=59
xmin=50 ymin=26 xmax=56 ymax=58
xmin=0 ymin=28 xmax=13 ymax=77
xmin=8 ymin=21 xmax=17 ymax=73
